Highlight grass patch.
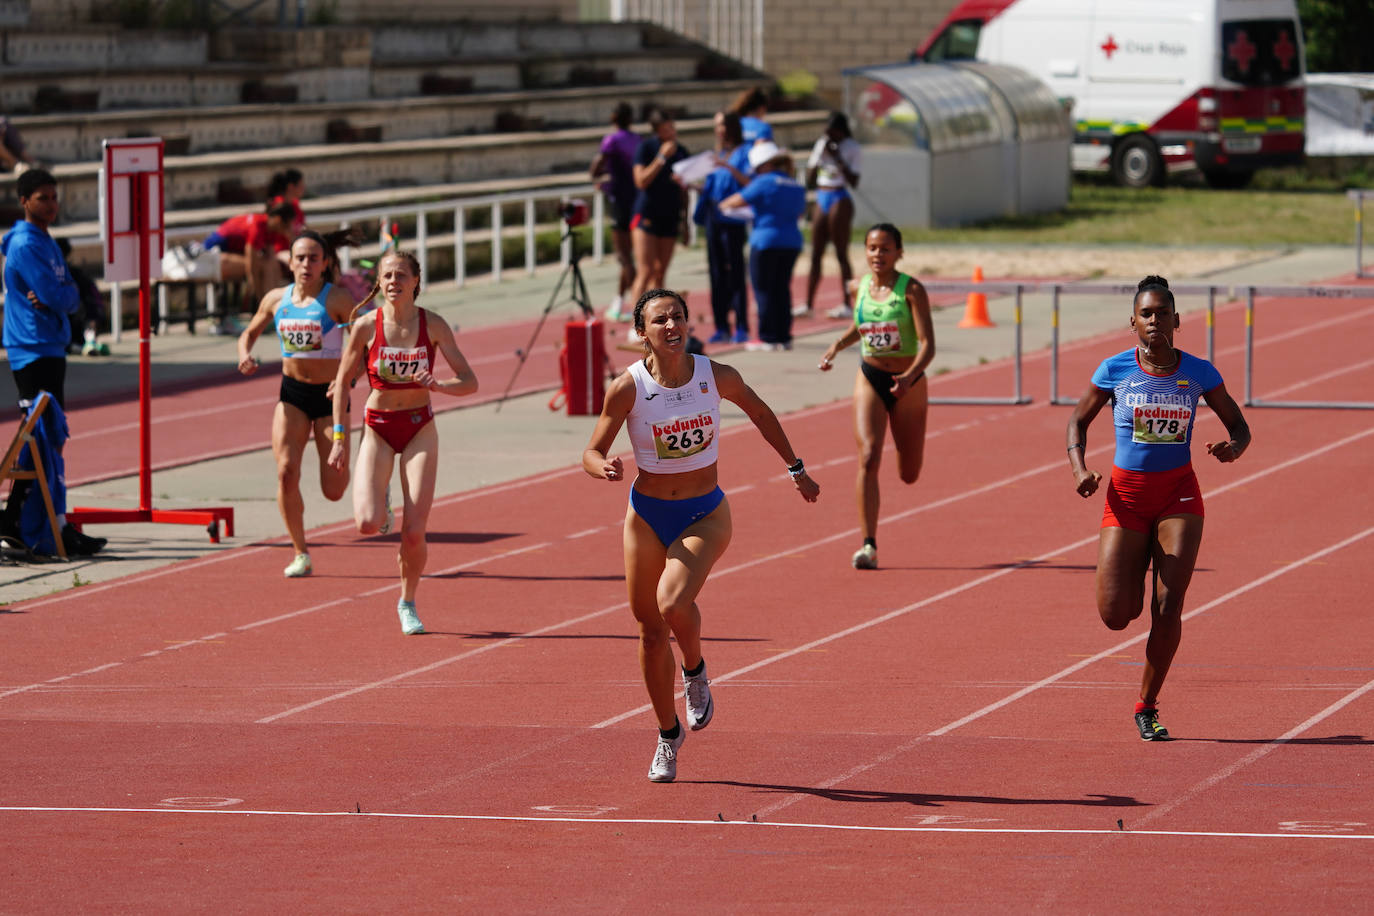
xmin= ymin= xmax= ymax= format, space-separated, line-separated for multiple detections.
xmin=890 ymin=175 xmax=1358 ymax=247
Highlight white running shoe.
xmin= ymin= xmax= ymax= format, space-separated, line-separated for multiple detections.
xmin=397 ymin=600 xmax=425 ymax=635
xmin=283 ymin=553 xmax=313 ymax=578
xmin=791 ymin=303 xmax=813 ymax=317
xmin=851 ymin=544 xmax=878 ymax=570
xmin=683 ymin=664 xmax=714 ymax=730
xmin=378 ymin=487 xmax=393 ymax=536
xmin=826 ymin=304 xmax=854 ymax=320
xmin=647 ymin=727 xmax=686 ymax=783
xmin=605 ymin=295 xmax=628 ymax=322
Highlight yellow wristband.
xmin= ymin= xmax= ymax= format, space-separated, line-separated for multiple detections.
xmin=332 ymin=431 xmax=346 ymax=441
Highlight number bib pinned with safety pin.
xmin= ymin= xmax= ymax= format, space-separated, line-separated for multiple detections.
xmin=1132 ymin=402 xmax=1192 ymax=444
xmin=377 ymin=346 xmax=430 ymax=384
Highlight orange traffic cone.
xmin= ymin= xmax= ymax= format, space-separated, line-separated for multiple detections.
xmin=958 ymin=265 xmax=995 ymax=328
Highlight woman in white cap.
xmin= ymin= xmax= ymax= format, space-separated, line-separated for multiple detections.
xmin=719 ymin=141 xmax=808 ymax=350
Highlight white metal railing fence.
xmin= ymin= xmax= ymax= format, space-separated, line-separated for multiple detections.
xmin=93 ymin=183 xmax=615 ymax=341
xmin=595 ymin=0 xmax=764 ymax=70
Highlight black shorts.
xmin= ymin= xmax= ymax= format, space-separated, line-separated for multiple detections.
xmin=860 ymin=360 xmax=923 ymax=412
xmin=279 ymin=375 xmax=335 ymax=421
xmin=610 ymin=197 xmax=635 ymax=233
xmin=632 ymin=208 xmax=681 ymax=239
xmin=11 ymin=356 xmax=66 ymax=411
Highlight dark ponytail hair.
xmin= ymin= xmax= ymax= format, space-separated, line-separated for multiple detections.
xmin=291 ymin=229 xmax=339 ymax=282
xmin=1134 ymin=274 xmax=1174 ymax=311
xmin=267 ymin=168 xmax=304 ymax=199
xmin=632 ymin=287 xmax=689 ymax=340
xmin=866 ymin=222 xmax=903 ymax=250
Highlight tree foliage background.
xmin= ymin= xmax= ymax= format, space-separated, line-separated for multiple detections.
xmin=1298 ymin=0 xmax=1374 ymax=72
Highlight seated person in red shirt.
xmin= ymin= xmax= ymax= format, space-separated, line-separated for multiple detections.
xmin=204 ymin=201 xmax=295 ymax=300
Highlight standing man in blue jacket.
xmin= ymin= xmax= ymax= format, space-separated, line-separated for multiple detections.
xmin=1 ymin=168 xmax=105 ymax=555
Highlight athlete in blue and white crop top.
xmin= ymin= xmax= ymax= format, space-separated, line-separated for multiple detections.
xmin=274 ymin=281 xmax=343 ymax=360
xmin=625 ymin=354 xmax=722 ymax=474
xmin=581 ymin=288 xmax=820 ymax=783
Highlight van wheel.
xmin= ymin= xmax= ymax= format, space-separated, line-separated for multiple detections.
xmin=1203 ymin=168 xmax=1254 ymax=190
xmin=1112 ymin=136 xmax=1163 ymax=188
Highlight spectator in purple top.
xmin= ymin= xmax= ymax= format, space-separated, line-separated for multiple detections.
xmin=590 ymin=102 xmax=641 ymax=321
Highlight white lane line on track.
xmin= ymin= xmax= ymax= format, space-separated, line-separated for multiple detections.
xmin=0 ymin=805 xmax=1369 ymax=841
xmin=258 ymin=442 xmax=1099 ymax=723
xmin=67 ymin=336 xmax=558 ymax=445
xmin=1133 ymin=675 xmax=1374 ymax=830
xmin=753 ymin=525 xmax=1374 ymax=819
xmin=65 ymin=381 xmax=558 ymax=484
xmin=12 ymin=423 xmax=1372 ymax=714
xmin=0 ymin=541 xmax=550 ymax=702
xmin=1258 ymin=356 xmax=1374 ymax=399
xmin=594 ymin=426 xmax=1374 ymax=733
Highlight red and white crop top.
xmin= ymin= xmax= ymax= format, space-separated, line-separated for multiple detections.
xmin=367 ymin=309 xmax=438 ymax=391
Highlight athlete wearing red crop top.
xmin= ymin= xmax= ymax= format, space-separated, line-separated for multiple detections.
xmin=329 ymin=251 xmax=478 ymax=635
xmin=1067 ymin=276 xmax=1250 ymax=742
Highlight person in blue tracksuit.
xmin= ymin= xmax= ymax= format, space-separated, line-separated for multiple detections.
xmin=693 ymin=112 xmax=752 ymax=344
xmin=719 ymin=142 xmax=808 ymax=350
xmin=1 ymin=168 xmax=104 ymax=555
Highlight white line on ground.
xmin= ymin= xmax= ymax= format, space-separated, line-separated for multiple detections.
xmin=0 ymin=805 xmax=1369 ymax=841
xmin=596 ymin=426 xmax=1374 ymax=733
xmin=1133 ymin=674 xmax=1374 ymax=830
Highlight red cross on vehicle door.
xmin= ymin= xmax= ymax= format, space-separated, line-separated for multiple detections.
xmin=1227 ymin=29 xmax=1257 ymax=74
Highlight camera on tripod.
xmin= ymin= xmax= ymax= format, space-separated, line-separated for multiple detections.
xmin=559 ymin=198 xmax=589 ymax=227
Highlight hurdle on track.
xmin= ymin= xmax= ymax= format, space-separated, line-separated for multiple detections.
xmin=1046 ymin=281 xmax=1374 ymax=410
xmin=1240 ymin=284 xmax=1374 ymax=410
xmin=922 ymin=281 xmax=1032 ymax=406
xmin=1349 ymin=189 xmax=1372 ymax=279
xmin=1048 ymin=282 xmax=1221 ymax=406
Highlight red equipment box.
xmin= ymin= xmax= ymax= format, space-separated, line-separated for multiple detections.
xmin=560 ymin=318 xmax=607 ymax=416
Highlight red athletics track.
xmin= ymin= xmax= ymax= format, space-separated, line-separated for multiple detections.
xmin=2 ymin=286 xmax=1371 ymax=910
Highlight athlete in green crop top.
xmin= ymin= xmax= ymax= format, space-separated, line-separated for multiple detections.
xmin=819 ymin=223 xmax=935 ymax=570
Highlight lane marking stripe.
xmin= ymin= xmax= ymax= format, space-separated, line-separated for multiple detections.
xmin=0 ymin=806 xmax=1368 ymax=841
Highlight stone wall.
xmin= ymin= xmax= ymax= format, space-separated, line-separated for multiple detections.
xmin=762 ymin=0 xmax=955 ymax=105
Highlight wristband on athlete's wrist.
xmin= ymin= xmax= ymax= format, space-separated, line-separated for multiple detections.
xmin=787 ymin=458 xmax=805 ymax=479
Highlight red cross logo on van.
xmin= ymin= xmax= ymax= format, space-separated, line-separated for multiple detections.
xmin=1100 ymin=34 xmax=1118 ymax=59
xmin=1227 ymin=29 xmax=1257 ymax=74
xmin=1273 ymin=29 xmax=1296 ymax=70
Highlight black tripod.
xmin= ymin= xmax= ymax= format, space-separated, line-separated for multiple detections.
xmin=496 ymin=226 xmax=608 ymax=411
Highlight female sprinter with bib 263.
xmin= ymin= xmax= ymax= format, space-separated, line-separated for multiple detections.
xmin=328 ymin=251 xmax=478 ymax=635
xmin=583 ymin=288 xmax=820 ymax=783
xmin=237 ymin=230 xmax=357 ymax=578
xmin=1067 ymin=275 xmax=1250 ymax=741
xmin=818 ymin=224 xmax=935 ymax=571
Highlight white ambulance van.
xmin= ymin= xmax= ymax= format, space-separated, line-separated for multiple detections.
xmin=914 ymin=0 xmax=1305 ymax=187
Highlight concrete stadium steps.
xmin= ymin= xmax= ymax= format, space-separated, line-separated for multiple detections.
xmin=0 ymin=47 xmax=704 ymax=116
xmin=10 ymin=79 xmax=761 ymax=165
xmin=0 ymin=21 xmax=722 ymax=114
xmin=4 ymin=110 xmax=829 ymax=223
